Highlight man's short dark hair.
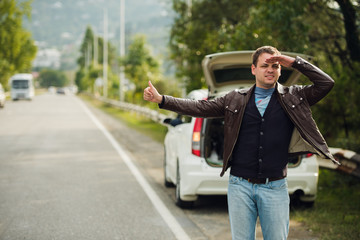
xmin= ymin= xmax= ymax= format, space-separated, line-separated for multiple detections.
xmin=252 ymin=46 xmax=281 ymax=66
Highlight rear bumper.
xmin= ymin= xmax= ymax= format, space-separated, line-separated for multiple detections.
xmin=180 ymin=156 xmax=229 ymax=198
xmin=287 ymin=157 xmax=319 ymax=202
xmin=287 ymin=172 xmax=318 ymax=192
xmin=178 ymin=155 xmax=319 ymax=202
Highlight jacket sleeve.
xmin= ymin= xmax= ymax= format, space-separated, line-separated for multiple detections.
xmin=159 ymin=95 xmax=226 ymax=118
xmin=292 ymin=56 xmax=334 ymax=106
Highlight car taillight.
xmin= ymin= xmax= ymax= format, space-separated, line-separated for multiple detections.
xmin=305 ymin=153 xmax=314 ymax=158
xmin=192 ymin=118 xmax=203 ymax=156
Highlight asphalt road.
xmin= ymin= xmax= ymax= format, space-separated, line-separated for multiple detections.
xmin=0 ymin=93 xmax=199 ymax=240
xmin=0 ymin=92 xmax=317 ymax=240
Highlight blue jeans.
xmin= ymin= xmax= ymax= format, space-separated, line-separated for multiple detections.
xmin=228 ymin=174 xmax=289 ymax=240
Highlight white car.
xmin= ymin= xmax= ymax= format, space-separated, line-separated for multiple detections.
xmin=163 ymin=51 xmax=318 ymax=208
xmin=0 ymin=83 xmax=6 ymax=108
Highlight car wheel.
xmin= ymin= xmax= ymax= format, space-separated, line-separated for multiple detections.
xmin=301 ymin=201 xmax=314 ymax=208
xmin=175 ymin=162 xmax=194 ymax=209
xmin=290 ymin=191 xmax=315 ymax=209
xmin=164 ymin=148 xmax=174 ymax=188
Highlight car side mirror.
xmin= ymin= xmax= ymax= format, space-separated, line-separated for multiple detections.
xmin=163 ymin=118 xmax=172 ymax=124
xmin=163 ymin=117 xmax=183 ymax=127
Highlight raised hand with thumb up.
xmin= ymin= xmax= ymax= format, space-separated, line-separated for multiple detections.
xmin=143 ymin=81 xmax=163 ymax=104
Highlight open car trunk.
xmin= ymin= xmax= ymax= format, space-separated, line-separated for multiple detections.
xmin=202 ymin=51 xmax=311 ymax=96
xmin=201 ymin=118 xmax=225 ymax=167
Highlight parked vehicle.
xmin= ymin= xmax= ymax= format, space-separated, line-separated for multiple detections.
xmin=56 ymin=87 xmax=67 ymax=95
xmin=0 ymin=83 xmax=6 ymax=108
xmin=10 ymin=73 xmax=35 ymax=100
xmin=163 ymin=51 xmax=318 ymax=208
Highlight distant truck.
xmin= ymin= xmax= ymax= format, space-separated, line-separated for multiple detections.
xmin=10 ymin=73 xmax=35 ymax=100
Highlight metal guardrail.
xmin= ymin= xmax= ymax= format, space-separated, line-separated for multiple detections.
xmin=96 ymin=96 xmax=175 ymax=124
xmin=317 ymin=148 xmax=360 ymax=178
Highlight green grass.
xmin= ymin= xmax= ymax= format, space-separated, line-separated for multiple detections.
xmin=35 ymin=88 xmax=48 ymax=95
xmin=291 ymin=169 xmax=360 ymax=239
xmin=80 ymin=94 xmax=168 ymax=143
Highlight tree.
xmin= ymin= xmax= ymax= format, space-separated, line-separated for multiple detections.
xmin=75 ymin=26 xmax=117 ymax=92
xmin=124 ymin=34 xmax=161 ymax=103
xmin=38 ymin=69 xmax=68 ymax=88
xmin=300 ymin=0 xmax=360 ymax=150
xmin=170 ymin=0 xmax=256 ymax=92
xmin=0 ymin=0 xmax=37 ymax=88
xmin=169 ymin=0 xmax=360 ymax=151
xmin=74 ymin=27 xmax=174 ymax=102
xmin=335 ymin=0 xmax=360 ymax=62
xmin=77 ymin=26 xmax=95 ymax=69
xmin=170 ymin=0 xmax=359 ymax=86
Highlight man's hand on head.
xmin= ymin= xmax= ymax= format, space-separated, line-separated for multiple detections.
xmin=265 ymin=55 xmax=295 ymax=68
xmin=143 ymin=81 xmax=163 ymax=104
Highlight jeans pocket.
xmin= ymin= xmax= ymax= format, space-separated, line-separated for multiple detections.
xmin=229 ymin=174 xmax=240 ymax=185
xmin=269 ymin=178 xmax=287 ymax=190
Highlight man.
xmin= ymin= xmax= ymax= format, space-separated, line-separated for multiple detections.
xmin=144 ymin=46 xmax=339 ymax=239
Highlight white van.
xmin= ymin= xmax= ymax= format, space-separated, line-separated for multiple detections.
xmin=10 ymin=73 xmax=35 ymax=100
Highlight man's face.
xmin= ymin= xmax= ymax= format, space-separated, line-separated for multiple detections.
xmin=251 ymin=53 xmax=281 ymax=89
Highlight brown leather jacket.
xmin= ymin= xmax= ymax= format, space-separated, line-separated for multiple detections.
xmin=160 ymin=56 xmax=340 ymax=177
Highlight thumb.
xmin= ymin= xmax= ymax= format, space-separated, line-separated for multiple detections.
xmin=146 ymin=80 xmax=161 ymax=103
xmin=148 ymin=81 xmax=155 ymax=90
xmin=148 ymin=81 xmax=159 ymax=95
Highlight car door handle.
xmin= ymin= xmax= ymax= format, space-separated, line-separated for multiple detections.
xmin=177 ymin=128 xmax=183 ymax=133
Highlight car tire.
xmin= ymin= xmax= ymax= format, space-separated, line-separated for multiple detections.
xmin=164 ymin=148 xmax=174 ymax=188
xmin=301 ymin=201 xmax=314 ymax=208
xmin=290 ymin=191 xmax=315 ymax=208
xmin=175 ymin=162 xmax=194 ymax=209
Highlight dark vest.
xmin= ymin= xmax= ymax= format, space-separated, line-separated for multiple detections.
xmin=230 ymin=91 xmax=294 ymax=178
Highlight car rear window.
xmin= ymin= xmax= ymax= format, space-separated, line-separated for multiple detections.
xmin=213 ymin=68 xmax=293 ymax=85
xmin=288 ymin=155 xmax=301 ymax=168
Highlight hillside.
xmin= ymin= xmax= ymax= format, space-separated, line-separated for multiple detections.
xmin=24 ymin=0 xmax=174 ymax=68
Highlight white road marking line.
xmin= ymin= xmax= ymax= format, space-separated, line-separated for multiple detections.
xmin=77 ymin=97 xmax=191 ymax=240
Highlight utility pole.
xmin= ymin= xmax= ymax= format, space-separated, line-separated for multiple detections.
xmin=93 ymin=34 xmax=98 ymax=68
xmin=87 ymin=41 xmax=92 ymax=70
xmin=103 ymin=8 xmax=108 ymax=98
xmin=119 ymin=0 xmax=125 ymax=101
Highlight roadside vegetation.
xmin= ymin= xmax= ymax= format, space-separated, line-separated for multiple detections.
xmin=37 ymin=69 xmax=69 ymax=88
xmin=0 ymin=0 xmax=37 ymax=90
xmin=291 ymin=169 xmax=360 ymax=240
xmin=80 ymin=94 xmax=167 ymax=143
